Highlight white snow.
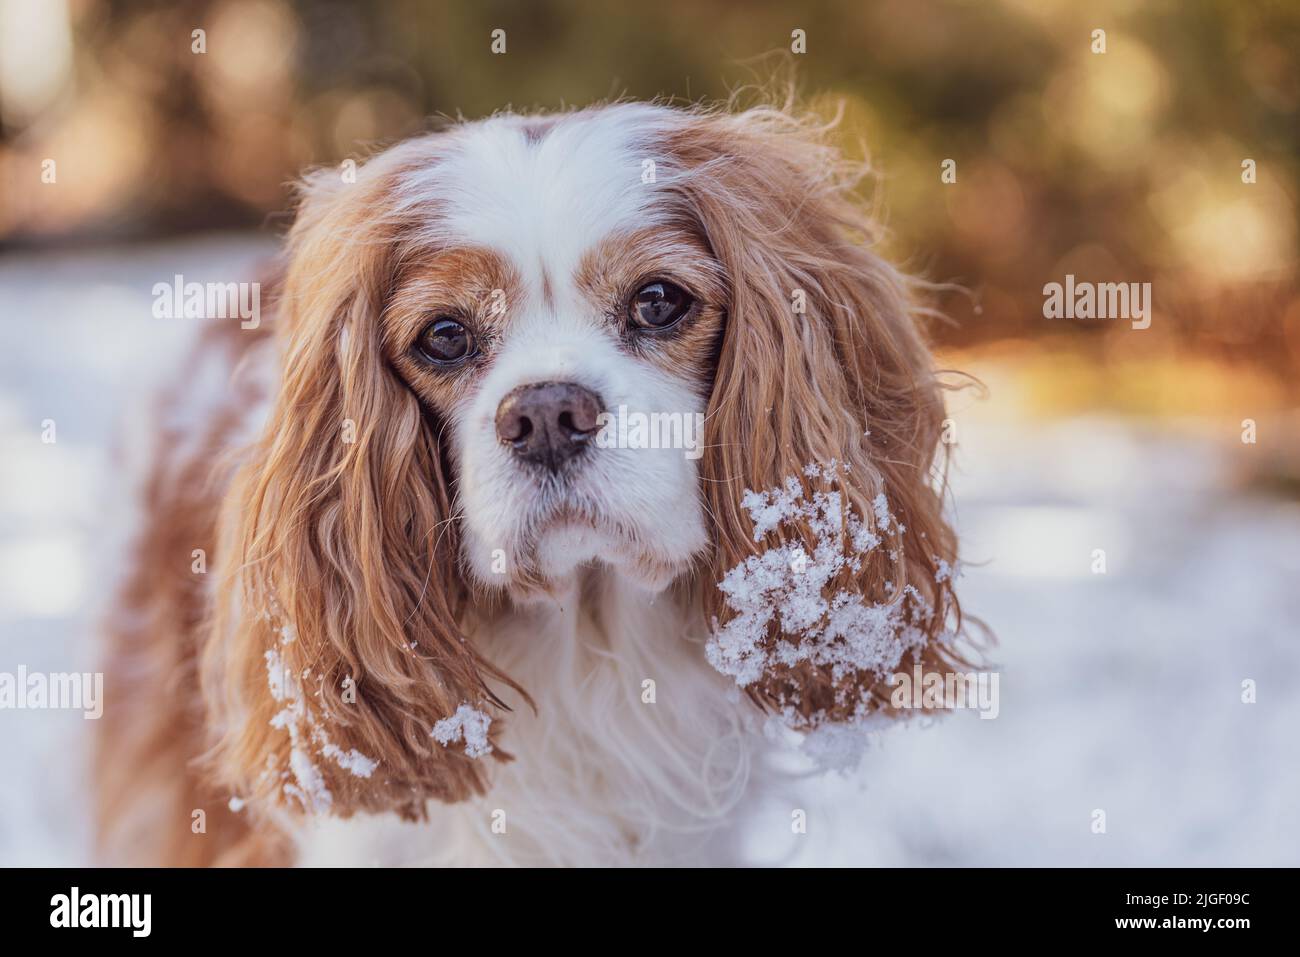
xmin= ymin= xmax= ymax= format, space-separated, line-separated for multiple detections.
xmin=799 ymin=714 xmax=884 ymax=773
xmin=431 ymin=704 xmax=494 ymax=759
xmin=263 ymin=632 xmax=378 ymax=806
xmin=287 ymin=746 xmax=333 ymax=814
xmin=706 ymin=469 xmax=928 ymax=708
xmin=320 ymin=742 xmax=378 ymax=779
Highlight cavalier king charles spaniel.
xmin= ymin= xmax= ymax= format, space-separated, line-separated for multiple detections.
xmin=95 ymin=101 xmax=970 ymax=867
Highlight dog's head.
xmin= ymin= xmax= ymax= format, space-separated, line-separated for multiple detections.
xmin=207 ymin=103 xmax=965 ymax=818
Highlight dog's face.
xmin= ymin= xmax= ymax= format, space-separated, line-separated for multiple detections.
xmin=209 ymin=103 xmax=965 ymax=818
xmin=379 ymin=111 xmax=729 ymax=594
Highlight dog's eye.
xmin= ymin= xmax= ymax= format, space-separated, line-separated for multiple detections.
xmin=415 ymin=317 xmax=476 ymax=365
xmin=629 ymin=281 xmax=692 ymax=330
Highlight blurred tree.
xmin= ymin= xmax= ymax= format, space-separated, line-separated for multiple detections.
xmin=1 ymin=0 xmax=1296 ymax=376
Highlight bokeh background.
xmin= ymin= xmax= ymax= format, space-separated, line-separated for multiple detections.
xmin=1 ymin=0 xmax=1297 ymax=865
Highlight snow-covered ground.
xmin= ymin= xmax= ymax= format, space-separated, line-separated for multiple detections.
xmin=2 ymin=236 xmax=1297 ymax=866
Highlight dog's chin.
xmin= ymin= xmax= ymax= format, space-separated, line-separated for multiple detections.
xmin=470 ymin=505 xmax=694 ymax=603
xmin=531 ymin=519 xmax=684 ymax=595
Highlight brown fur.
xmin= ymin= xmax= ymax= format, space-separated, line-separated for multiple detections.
xmin=664 ymin=107 xmax=973 ymax=722
xmin=202 ymin=148 xmax=527 ymax=827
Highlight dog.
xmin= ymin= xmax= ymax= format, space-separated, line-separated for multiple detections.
xmin=95 ymin=101 xmax=970 ymax=866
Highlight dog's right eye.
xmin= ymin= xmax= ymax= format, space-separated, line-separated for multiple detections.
xmin=415 ymin=317 xmax=477 ymax=365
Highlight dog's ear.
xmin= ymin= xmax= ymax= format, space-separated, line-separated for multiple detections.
xmin=203 ymin=142 xmax=519 ymax=820
xmin=664 ymin=107 xmax=972 ymax=726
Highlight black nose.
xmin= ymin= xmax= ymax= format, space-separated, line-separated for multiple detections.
xmin=495 ymin=381 xmax=603 ymax=470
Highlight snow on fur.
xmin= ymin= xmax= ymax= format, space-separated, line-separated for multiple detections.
xmin=798 ymin=712 xmax=885 ymax=772
xmin=706 ymin=463 xmax=934 ymax=742
xmin=431 ymin=704 xmax=494 ymax=759
xmin=262 ymin=644 xmax=378 ymax=814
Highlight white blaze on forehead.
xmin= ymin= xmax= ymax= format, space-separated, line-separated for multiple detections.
xmin=403 ymin=105 xmax=673 ymax=293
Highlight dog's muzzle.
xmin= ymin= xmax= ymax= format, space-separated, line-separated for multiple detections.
xmin=495 ymin=381 xmax=603 ymax=471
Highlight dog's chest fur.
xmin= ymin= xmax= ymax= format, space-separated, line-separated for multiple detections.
xmin=295 ymin=570 xmax=769 ymax=866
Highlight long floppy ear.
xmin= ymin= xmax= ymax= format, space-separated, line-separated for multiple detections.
xmin=203 ymin=143 xmax=518 ymax=821
xmin=666 ymin=106 xmax=974 ymax=727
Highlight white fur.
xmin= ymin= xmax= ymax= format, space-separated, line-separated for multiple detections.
xmin=298 ymin=573 xmax=773 ymax=866
xmin=403 ymin=104 xmax=671 ymax=291
xmin=454 ymin=304 xmax=709 ymax=590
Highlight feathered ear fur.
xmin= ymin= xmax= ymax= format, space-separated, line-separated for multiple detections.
xmin=203 ymin=141 xmax=520 ymax=821
xmin=664 ymin=106 xmax=973 ymax=726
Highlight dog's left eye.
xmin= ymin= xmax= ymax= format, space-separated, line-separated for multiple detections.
xmin=629 ymin=281 xmax=693 ymax=330
xmin=415 ymin=317 xmax=477 ymax=365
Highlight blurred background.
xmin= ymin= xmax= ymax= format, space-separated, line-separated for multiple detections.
xmin=1 ymin=0 xmax=1297 ymax=865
